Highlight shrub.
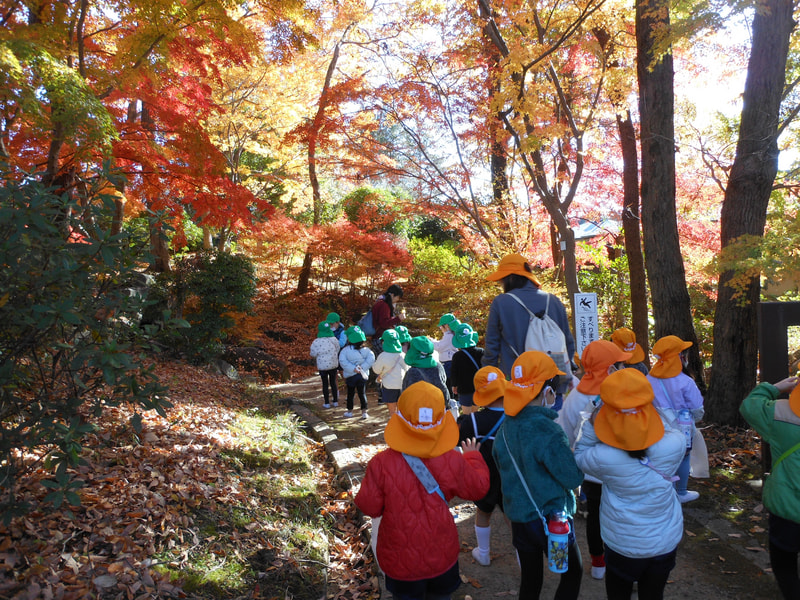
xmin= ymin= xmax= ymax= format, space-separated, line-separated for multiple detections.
xmin=0 ymin=173 xmax=172 ymax=522
xmin=149 ymin=251 xmax=257 ymax=362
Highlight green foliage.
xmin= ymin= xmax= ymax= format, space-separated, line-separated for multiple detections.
xmin=149 ymin=251 xmax=257 ymax=362
xmin=0 ymin=172 xmax=171 ymax=522
xmin=407 ymin=237 xmax=467 ymax=285
xmin=406 ymin=216 xmax=461 ymax=246
xmin=341 ymin=187 xmax=412 ymax=236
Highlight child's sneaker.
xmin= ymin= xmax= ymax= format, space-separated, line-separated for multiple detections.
xmin=361 ymin=411 xmax=368 ymax=420
xmin=343 ymin=411 xmax=353 ymax=418
xmin=332 ymin=402 xmax=339 ymax=407
xmin=471 ymin=547 xmax=490 ymax=566
xmin=322 ymin=403 xmax=331 ymax=409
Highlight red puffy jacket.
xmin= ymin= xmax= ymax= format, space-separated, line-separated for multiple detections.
xmin=355 ymin=447 xmax=489 ymax=581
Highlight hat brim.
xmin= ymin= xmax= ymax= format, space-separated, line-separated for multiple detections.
xmin=625 ymin=344 xmax=646 ymax=364
xmin=486 ymin=269 xmax=541 ymax=287
xmin=384 ymin=412 xmax=459 ymax=458
xmin=473 ymin=382 xmax=505 ymax=407
xmin=594 ymin=403 xmax=664 ymax=451
xmin=504 ymin=381 xmax=546 ymax=416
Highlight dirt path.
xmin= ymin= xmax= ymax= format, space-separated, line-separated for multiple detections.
xmin=275 ymin=376 xmax=781 ymax=599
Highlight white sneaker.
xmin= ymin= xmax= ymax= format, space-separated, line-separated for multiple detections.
xmin=322 ymin=403 xmax=331 ymax=409
xmin=361 ymin=411 xmax=368 ymax=420
xmin=343 ymin=411 xmax=353 ymax=418
xmin=591 ymin=565 xmax=606 ymax=579
xmin=471 ymin=547 xmax=490 ymax=566
xmin=678 ymin=490 xmax=700 ymax=503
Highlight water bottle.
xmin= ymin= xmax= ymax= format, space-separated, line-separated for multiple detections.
xmin=547 ymin=513 xmax=570 ymax=573
xmin=677 ymin=409 xmax=693 ymax=449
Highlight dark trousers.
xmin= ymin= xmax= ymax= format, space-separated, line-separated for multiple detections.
xmin=346 ymin=379 xmax=368 ymax=411
xmin=604 ymin=546 xmax=676 ymax=600
xmin=582 ymin=480 xmax=604 ymax=558
xmin=512 ymin=519 xmax=582 ymax=600
xmin=769 ymin=512 xmax=800 ymax=599
xmin=385 ymin=560 xmax=460 ymax=600
xmin=318 ymin=368 xmax=338 ymax=404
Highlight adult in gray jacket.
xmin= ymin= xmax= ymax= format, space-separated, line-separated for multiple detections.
xmin=483 ymin=254 xmax=575 ymax=403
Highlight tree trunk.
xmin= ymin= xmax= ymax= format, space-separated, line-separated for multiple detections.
xmin=707 ymin=0 xmax=794 ymax=424
xmin=636 ymin=0 xmax=704 ymax=391
xmin=149 ymin=223 xmax=172 ymax=273
xmin=617 ymin=111 xmax=650 ymax=364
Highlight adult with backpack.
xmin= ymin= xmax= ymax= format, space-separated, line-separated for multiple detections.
xmin=483 ymin=253 xmax=575 ymax=407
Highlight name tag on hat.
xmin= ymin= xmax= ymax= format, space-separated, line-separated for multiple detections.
xmin=418 ymin=407 xmax=433 ymax=424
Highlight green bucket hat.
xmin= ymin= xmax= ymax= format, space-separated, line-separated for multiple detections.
xmin=381 ymin=329 xmax=403 ymax=353
xmin=405 ymin=336 xmax=437 ymax=368
xmin=325 ymin=312 xmax=341 ymax=324
xmin=438 ymin=313 xmax=459 ymax=328
xmin=346 ymin=326 xmax=367 ymax=344
xmin=318 ymin=321 xmax=336 ymax=338
xmin=394 ymin=325 xmax=412 ymax=344
xmin=452 ymin=322 xmax=478 ymax=349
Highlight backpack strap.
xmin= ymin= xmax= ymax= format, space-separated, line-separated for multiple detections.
xmin=773 ymin=441 xmax=800 ymax=471
xmin=499 ymin=429 xmax=548 ymax=528
xmin=463 ymin=348 xmax=480 ymax=370
xmin=505 ymin=293 xmax=534 ymax=357
xmin=402 ymin=453 xmax=447 ymax=503
xmin=478 ymin=413 xmax=505 ymax=445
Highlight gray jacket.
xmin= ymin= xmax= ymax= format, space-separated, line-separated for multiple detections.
xmin=482 ymin=281 xmax=575 ymax=378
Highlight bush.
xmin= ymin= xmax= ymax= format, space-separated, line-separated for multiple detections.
xmin=0 ymin=174 xmax=172 ymax=522
xmin=149 ymin=251 xmax=257 ymax=362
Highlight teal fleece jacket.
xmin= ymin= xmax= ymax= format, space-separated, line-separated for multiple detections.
xmin=740 ymin=382 xmax=800 ymax=524
xmin=493 ymin=404 xmax=584 ymax=523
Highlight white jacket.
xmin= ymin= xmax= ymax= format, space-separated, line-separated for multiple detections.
xmin=433 ymin=331 xmax=457 ymax=362
xmin=339 ymin=346 xmax=376 ymax=380
xmin=556 ymin=388 xmax=602 ymax=484
xmin=574 ymin=412 xmax=685 ymax=558
xmin=309 ymin=336 xmax=341 ymax=371
xmin=372 ymin=351 xmax=407 ymax=390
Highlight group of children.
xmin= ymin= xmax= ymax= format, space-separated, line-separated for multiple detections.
xmin=309 ymin=309 xmax=487 ymax=420
xmin=344 ymin=313 xmax=715 ymax=600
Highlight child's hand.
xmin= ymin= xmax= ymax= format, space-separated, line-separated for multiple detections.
xmin=774 ymin=375 xmax=800 ymax=394
xmin=460 ymin=437 xmax=481 ymax=454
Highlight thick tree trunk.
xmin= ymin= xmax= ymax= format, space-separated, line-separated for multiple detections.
xmin=617 ymin=111 xmax=650 ymax=364
xmin=149 ymin=223 xmax=172 ymax=273
xmin=707 ymin=0 xmax=794 ymax=425
xmin=636 ymin=0 xmax=704 ymax=391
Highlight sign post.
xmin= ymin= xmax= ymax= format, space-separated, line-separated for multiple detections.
xmin=574 ymin=292 xmax=599 ymax=358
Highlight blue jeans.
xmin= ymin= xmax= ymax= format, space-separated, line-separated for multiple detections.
xmin=674 ymin=450 xmax=691 ymax=495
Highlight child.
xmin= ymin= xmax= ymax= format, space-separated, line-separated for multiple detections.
xmin=355 ymin=381 xmax=489 ymax=600
xmin=610 ymin=327 xmax=649 ymax=374
xmin=740 ymin=374 xmax=800 ymax=599
xmin=450 ymin=322 xmax=484 ymax=415
xmin=458 ymin=366 xmax=507 ymax=566
xmin=492 ymin=351 xmax=584 ymax=599
xmin=339 ymin=326 xmax=376 ymax=419
xmin=402 ymin=336 xmax=451 ymax=407
xmin=574 ymin=369 xmax=685 ymax=600
xmin=395 ymin=325 xmax=412 ymax=352
xmin=326 ymin=311 xmax=347 ymax=348
xmin=433 ymin=313 xmax=459 ymax=388
xmin=647 ymin=335 xmax=705 ymax=503
xmin=309 ymin=320 xmax=342 ymax=409
xmin=556 ymin=339 xmax=632 ymax=580
xmin=372 ymin=329 xmax=408 ymax=415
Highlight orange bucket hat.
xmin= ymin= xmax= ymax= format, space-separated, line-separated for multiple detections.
xmin=384 ymin=382 xmax=459 ymax=458
xmin=576 ymin=340 xmax=633 ymax=395
xmin=790 ymin=384 xmax=800 ymax=418
xmin=486 ymin=253 xmax=541 ymax=287
xmin=649 ymin=335 xmax=693 ymax=378
xmin=473 ymin=366 xmax=507 ymax=407
xmin=595 ymin=369 xmax=663 ymax=451
xmin=504 ymin=351 xmax=565 ymax=417
xmin=611 ymin=327 xmax=646 ymax=364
